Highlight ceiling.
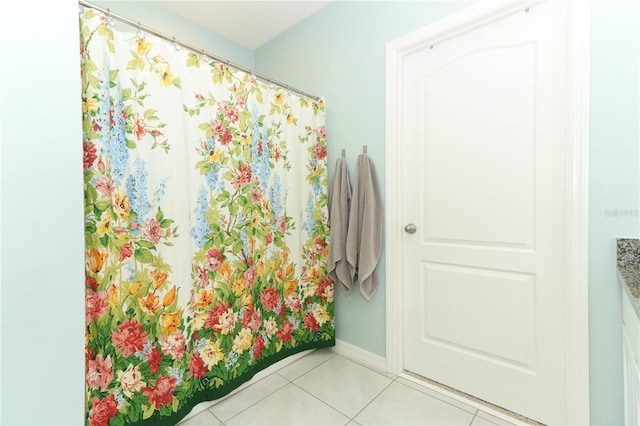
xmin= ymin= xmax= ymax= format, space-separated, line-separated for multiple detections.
xmin=153 ymin=1 xmax=332 ymax=49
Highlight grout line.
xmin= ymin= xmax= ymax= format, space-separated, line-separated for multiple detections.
xmin=347 ymin=378 xmax=396 ymax=423
xmin=219 ymin=350 xmax=336 ymax=424
xmin=290 ymin=380 xmax=355 ymax=421
xmin=282 ymin=349 xmax=337 ymax=382
xmin=215 ymin=372 xmax=290 ymax=424
xmin=469 ymin=409 xmax=480 ymax=426
xmin=206 ymin=408 xmax=225 ymax=426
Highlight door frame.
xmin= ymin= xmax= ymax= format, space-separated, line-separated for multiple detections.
xmin=384 ymin=1 xmax=591 ymax=423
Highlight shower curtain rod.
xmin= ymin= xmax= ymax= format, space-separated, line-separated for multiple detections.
xmin=78 ymin=0 xmax=322 ymax=101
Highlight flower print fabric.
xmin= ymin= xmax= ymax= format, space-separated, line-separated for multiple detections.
xmin=81 ymin=8 xmax=333 ymax=426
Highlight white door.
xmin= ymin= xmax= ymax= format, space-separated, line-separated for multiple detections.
xmin=401 ymin=3 xmax=568 ymax=424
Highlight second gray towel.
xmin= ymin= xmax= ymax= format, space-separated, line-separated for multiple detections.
xmin=346 ymin=154 xmax=382 ymax=301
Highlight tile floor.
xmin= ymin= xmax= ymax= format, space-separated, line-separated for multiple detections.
xmin=179 ymin=349 xmax=522 ymax=426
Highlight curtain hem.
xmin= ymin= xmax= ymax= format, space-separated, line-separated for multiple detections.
xmin=146 ymin=337 xmax=335 ymax=425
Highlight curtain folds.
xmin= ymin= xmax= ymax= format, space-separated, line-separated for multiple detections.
xmin=81 ymin=9 xmax=334 ymax=425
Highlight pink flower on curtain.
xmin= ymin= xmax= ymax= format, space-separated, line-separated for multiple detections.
xmin=218 ymin=101 xmax=239 ymax=123
xmin=86 ymin=289 xmax=109 ymax=324
xmin=285 ymin=293 xmax=301 ymax=312
xmin=252 ymin=334 xmax=265 ymax=359
xmin=144 ymin=218 xmax=162 ymax=244
xmin=304 ymin=312 xmax=319 ymax=332
xmin=260 ymin=286 xmax=279 ymax=311
xmin=133 ymin=114 xmax=147 ymax=140
xmin=241 ymin=307 xmax=262 ymax=333
xmin=204 ymin=300 xmax=230 ymax=330
xmin=95 ymin=176 xmax=114 ymax=197
xmin=204 ymin=249 xmax=223 ymax=271
xmin=313 ymin=142 xmax=327 ymax=160
xmin=89 ymin=394 xmax=118 ymax=426
xmin=111 ymin=319 xmax=148 ymax=356
xmin=189 ymin=352 xmax=207 ymax=378
xmin=118 ymin=241 xmax=133 ymax=262
xmin=148 ymin=347 xmax=162 ymax=374
xmin=159 ymin=332 xmax=186 ymax=360
xmin=86 ymin=276 xmax=99 ymax=291
xmin=142 ymin=374 xmax=177 ymax=409
xmin=211 ymin=119 xmax=233 ymax=145
xmin=86 ymin=353 xmax=114 ymax=391
xmin=231 ymin=164 xmax=251 ymax=189
xmin=194 ymin=265 xmax=209 ymax=287
xmin=83 ymin=141 xmax=97 ymax=170
xmin=276 ymin=321 xmax=294 ymax=343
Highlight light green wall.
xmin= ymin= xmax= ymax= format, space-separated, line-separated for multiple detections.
xmin=255 ymin=0 xmax=471 ymax=357
xmin=1 ymin=0 xmax=85 ymax=424
xmin=589 ymin=1 xmax=640 ymax=424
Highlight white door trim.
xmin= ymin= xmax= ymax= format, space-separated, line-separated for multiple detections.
xmin=384 ymin=1 xmax=590 ymax=424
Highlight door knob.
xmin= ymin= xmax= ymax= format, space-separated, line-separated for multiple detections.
xmin=404 ymin=223 xmax=417 ymax=234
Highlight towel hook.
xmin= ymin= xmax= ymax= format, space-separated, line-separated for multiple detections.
xmin=341 ymin=149 xmax=346 ymax=158
xmin=363 ymin=145 xmax=368 ymax=154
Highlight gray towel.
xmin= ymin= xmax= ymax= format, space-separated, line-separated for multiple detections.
xmin=346 ymin=154 xmax=382 ymax=301
xmin=327 ymin=157 xmax=353 ymax=295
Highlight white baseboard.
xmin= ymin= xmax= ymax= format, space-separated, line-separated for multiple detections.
xmin=331 ymin=339 xmax=387 ymax=373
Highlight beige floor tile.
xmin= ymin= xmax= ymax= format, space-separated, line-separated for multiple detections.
xmin=209 ymin=373 xmax=289 ymax=422
xmin=294 ymin=355 xmax=393 ymax=418
xmin=225 ymin=383 xmax=349 ymax=425
xmin=277 ymin=348 xmax=336 ymax=381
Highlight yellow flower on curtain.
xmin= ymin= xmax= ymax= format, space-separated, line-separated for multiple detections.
xmin=206 ymin=148 xmax=221 ymax=164
xmin=160 ymin=65 xmax=173 ymax=87
xmin=111 ymin=191 xmax=130 ymax=219
xmin=232 ymin=328 xmax=253 ymax=353
xmin=137 ymin=38 xmax=152 ymax=55
xmin=160 ymin=309 xmax=181 ymax=334
xmin=82 ymin=96 xmax=99 ymax=113
xmin=285 ymin=279 xmax=298 ymax=295
xmin=108 ymin=283 xmax=119 ymax=307
xmin=98 ymin=215 xmax=111 ymax=236
xmin=199 ymin=340 xmax=224 ymax=368
xmin=128 ymin=281 xmax=143 ymax=295
xmin=231 ymin=276 xmax=244 ymax=296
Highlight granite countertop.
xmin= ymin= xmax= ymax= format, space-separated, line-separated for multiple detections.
xmin=618 ymin=238 xmax=640 ymax=318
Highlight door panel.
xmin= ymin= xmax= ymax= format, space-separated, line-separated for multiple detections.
xmin=402 ymin=3 xmax=567 ymax=424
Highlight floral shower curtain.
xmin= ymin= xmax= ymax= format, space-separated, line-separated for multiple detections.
xmin=81 ymin=9 xmax=334 ymax=425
